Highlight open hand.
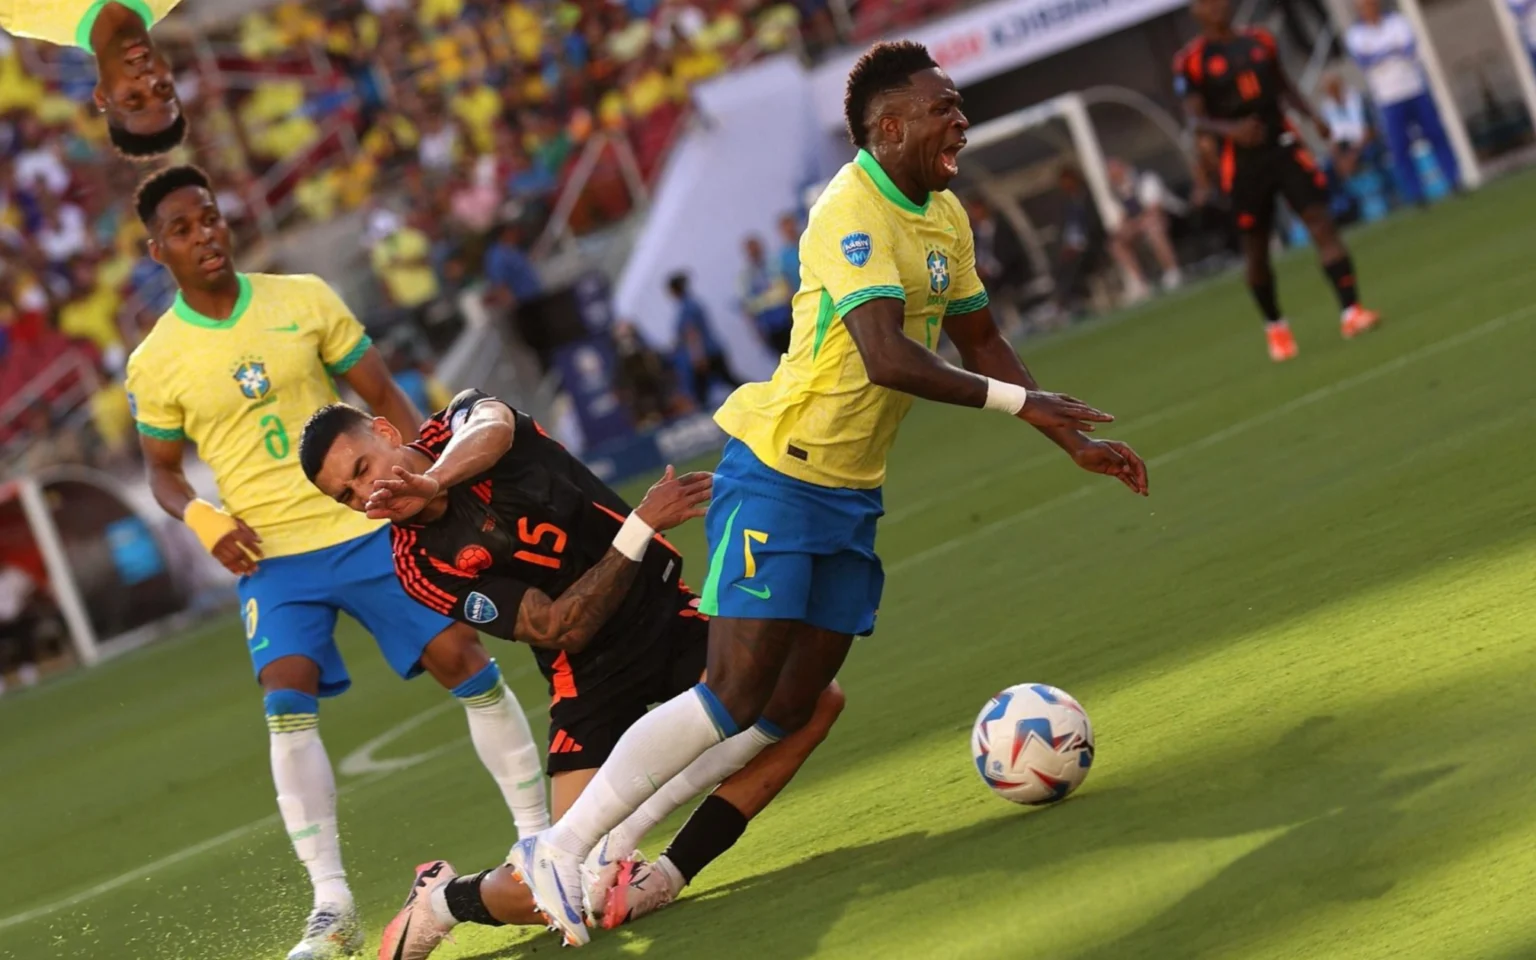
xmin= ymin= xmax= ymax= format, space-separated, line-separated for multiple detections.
xmin=1071 ymin=438 xmax=1149 ymax=496
xmin=634 ymin=465 xmax=713 ymax=532
xmin=213 ymin=519 xmax=263 ymax=576
xmin=366 ymin=465 xmax=442 ymax=521
xmin=1019 ymin=391 xmax=1115 ymax=433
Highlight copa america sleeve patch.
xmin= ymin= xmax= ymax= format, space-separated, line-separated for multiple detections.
xmin=841 ymin=232 xmax=873 ymax=267
xmin=464 ymin=591 xmax=499 ymax=624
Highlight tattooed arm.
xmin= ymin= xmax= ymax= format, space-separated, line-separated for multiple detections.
xmin=513 ymin=548 xmax=641 ymax=652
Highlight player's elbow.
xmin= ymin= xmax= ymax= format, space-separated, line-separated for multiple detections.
xmin=860 ymin=347 xmax=906 ymax=391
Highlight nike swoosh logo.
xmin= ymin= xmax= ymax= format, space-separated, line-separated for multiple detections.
xmin=268 ymin=322 xmax=300 ymax=332
xmin=250 ymin=637 xmax=271 ymax=652
xmin=733 ymin=583 xmax=772 ymax=600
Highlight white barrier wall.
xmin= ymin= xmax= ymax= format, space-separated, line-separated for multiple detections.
xmin=613 ymin=55 xmax=824 ymax=379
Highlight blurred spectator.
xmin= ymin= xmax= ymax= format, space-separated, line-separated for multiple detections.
xmin=383 ymin=339 xmax=454 ymax=416
xmin=55 ymin=258 xmax=126 ymax=374
xmin=1052 ymin=165 xmax=1106 ymax=317
xmin=776 ymin=211 xmax=801 ymax=289
xmin=1512 ymin=0 xmax=1536 ymax=74
xmin=0 ymin=563 xmax=46 ymax=695
xmin=964 ymin=196 xmax=1028 ymax=308
xmin=34 ymin=192 xmax=91 ymax=273
xmin=667 ymin=271 xmax=742 ymax=407
xmin=1105 ymin=158 xmax=1183 ymax=299
xmin=368 ymin=208 xmax=441 ymax=331
xmin=612 ymin=320 xmax=678 ymax=427
xmin=483 ymin=221 xmax=543 ymax=310
xmin=1320 ymin=73 xmax=1372 ymax=179
xmin=1345 ymin=0 xmax=1460 ymax=205
xmin=739 ymin=234 xmax=793 ymax=356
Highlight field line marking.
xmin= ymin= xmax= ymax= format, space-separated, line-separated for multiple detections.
xmin=886 ymin=303 xmax=1536 ymax=577
xmin=0 ymin=666 xmax=544 ymax=933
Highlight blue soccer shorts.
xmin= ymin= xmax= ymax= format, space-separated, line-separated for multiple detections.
xmin=698 ymin=439 xmax=884 ymax=636
xmin=239 ymin=525 xmax=458 ymax=697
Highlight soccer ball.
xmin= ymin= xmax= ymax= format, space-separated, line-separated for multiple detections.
xmin=971 ymin=683 xmax=1095 ymax=805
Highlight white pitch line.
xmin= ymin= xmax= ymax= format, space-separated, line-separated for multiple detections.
xmin=0 ymin=666 xmax=542 ymax=934
xmin=4 ymin=300 xmax=1531 ymax=936
xmin=886 ymin=302 xmax=1536 ymax=576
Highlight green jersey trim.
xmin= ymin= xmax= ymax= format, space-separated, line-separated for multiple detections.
xmin=76 ymin=0 xmax=156 ymax=53
xmin=946 ymin=291 xmax=990 ymax=316
xmin=855 ymin=149 xmax=930 ymax=216
xmin=324 ymin=334 xmax=373 ymax=376
xmin=172 ymin=274 xmax=253 ymax=330
xmin=135 ymin=421 xmax=185 ymax=441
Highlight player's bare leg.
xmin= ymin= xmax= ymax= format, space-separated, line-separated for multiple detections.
xmin=261 ymin=655 xmax=362 ymax=960
xmin=602 ymin=681 xmax=846 ymax=929
xmin=1241 ymin=227 xmax=1297 ymax=362
xmin=1299 ymin=203 xmax=1380 ymax=338
xmin=418 ymin=623 xmax=548 ymax=841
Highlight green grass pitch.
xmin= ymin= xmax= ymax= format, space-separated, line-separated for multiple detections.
xmin=6 ymin=175 xmax=1536 ymax=960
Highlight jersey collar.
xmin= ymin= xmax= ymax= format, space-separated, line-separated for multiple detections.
xmin=76 ymin=0 xmax=157 ymax=54
xmin=855 ymin=149 xmax=930 ymax=216
xmin=172 ymin=273 xmax=253 ymax=329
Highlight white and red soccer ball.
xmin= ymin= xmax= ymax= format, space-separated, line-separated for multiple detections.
xmin=971 ymin=683 xmax=1095 ymax=805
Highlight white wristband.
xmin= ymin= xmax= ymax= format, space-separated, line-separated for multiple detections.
xmin=983 ymin=378 xmax=1030 ymax=415
xmin=612 ymin=512 xmax=655 ymax=562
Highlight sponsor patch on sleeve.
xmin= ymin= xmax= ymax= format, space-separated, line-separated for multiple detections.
xmin=841 ymin=232 xmax=872 ymax=267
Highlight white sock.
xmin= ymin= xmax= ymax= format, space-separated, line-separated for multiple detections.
xmin=654 ymin=855 xmax=687 ymax=895
xmin=548 ymin=686 xmax=729 ymax=858
xmin=461 ymin=683 xmax=549 ymax=838
xmin=605 ymin=721 xmax=780 ymax=856
xmin=270 ymin=726 xmax=352 ymax=909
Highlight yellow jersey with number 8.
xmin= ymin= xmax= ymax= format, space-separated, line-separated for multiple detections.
xmin=1 ymin=0 xmax=183 ymax=51
xmin=126 ymin=273 xmax=383 ymax=558
xmin=713 ymin=149 xmax=989 ymax=490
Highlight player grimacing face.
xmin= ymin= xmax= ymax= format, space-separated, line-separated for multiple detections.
xmin=892 ymin=68 xmax=969 ymax=192
xmin=94 ymin=32 xmax=180 ymax=138
xmin=148 ymin=186 xmax=236 ymax=291
xmin=312 ymin=421 xmax=415 ymax=513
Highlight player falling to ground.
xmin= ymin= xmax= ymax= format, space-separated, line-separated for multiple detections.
xmin=299 ymin=394 xmax=844 ymax=959
xmin=125 ymin=167 xmax=547 ymax=960
xmin=1175 ymin=0 xmax=1382 ymax=362
xmin=506 ymin=40 xmax=1150 ymax=947
xmin=0 ymin=0 xmax=186 ymax=158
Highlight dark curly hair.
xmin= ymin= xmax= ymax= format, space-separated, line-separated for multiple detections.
xmin=108 ymin=112 xmax=187 ymax=161
xmin=843 ymin=40 xmax=939 ymax=149
xmin=134 ymin=163 xmax=212 ymax=226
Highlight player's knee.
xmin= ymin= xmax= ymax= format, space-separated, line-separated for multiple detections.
xmin=263 ymin=688 xmax=320 ymax=736
xmin=258 ymin=654 xmax=320 ymax=695
xmin=808 ymin=682 xmax=846 ymax=739
xmin=694 ymin=682 xmax=762 ymax=738
xmin=422 ymin=622 xmax=490 ymax=689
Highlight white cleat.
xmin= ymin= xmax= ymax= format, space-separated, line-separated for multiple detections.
xmin=581 ymin=835 xmax=635 ymax=921
xmin=378 ymin=861 xmax=457 ymax=960
xmin=287 ymin=902 xmax=364 ymax=959
xmin=509 ymin=835 xmax=590 ymax=947
xmin=600 ymin=858 xmax=678 ymax=931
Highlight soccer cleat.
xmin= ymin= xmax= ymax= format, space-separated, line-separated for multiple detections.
xmin=1341 ymin=305 xmax=1382 ymax=339
xmin=287 ymin=902 xmax=364 ymax=960
xmin=600 ymin=858 xmax=677 ymax=930
xmin=1265 ymin=320 xmax=1298 ymax=362
xmin=509 ymin=835 xmax=590 ymax=947
xmin=581 ymin=835 xmax=632 ymax=921
xmin=377 ymin=861 xmax=457 ymax=960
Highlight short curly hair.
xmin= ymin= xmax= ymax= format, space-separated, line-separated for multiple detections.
xmin=134 ymin=164 xmax=212 ymax=226
xmin=108 ymin=113 xmax=187 ymax=161
xmin=843 ymin=41 xmax=939 ymax=148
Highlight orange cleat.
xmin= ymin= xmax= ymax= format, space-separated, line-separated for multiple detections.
xmin=1341 ymin=305 xmax=1382 ymax=339
xmin=1266 ymin=320 xmax=1298 ymax=362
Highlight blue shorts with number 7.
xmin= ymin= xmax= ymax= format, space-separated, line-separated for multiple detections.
xmin=698 ymin=439 xmax=884 ymax=636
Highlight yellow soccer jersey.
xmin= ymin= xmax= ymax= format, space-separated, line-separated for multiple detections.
xmin=714 ymin=149 xmax=989 ymax=489
xmin=1 ymin=0 xmax=181 ymax=51
xmin=126 ymin=273 xmax=383 ymax=558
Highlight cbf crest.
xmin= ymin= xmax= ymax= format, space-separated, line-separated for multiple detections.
xmin=233 ymin=359 xmax=271 ymax=400
xmin=926 ymin=250 xmax=950 ymax=295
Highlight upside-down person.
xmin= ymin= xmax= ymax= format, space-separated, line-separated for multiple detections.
xmin=299 ymin=391 xmax=844 ymax=959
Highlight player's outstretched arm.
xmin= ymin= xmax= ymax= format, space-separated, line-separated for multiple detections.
xmin=843 ymin=298 xmax=1115 ymax=433
xmin=340 ymin=346 xmax=425 ymax=441
xmin=139 ymin=433 xmax=264 ymax=574
xmin=365 ymin=400 xmax=519 ymax=522
xmin=511 ymin=466 xmax=712 ymax=652
xmin=945 ymin=307 xmax=1149 ymax=496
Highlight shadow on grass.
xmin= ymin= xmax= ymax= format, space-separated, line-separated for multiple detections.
xmin=451 ymin=712 xmax=1465 ymax=960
